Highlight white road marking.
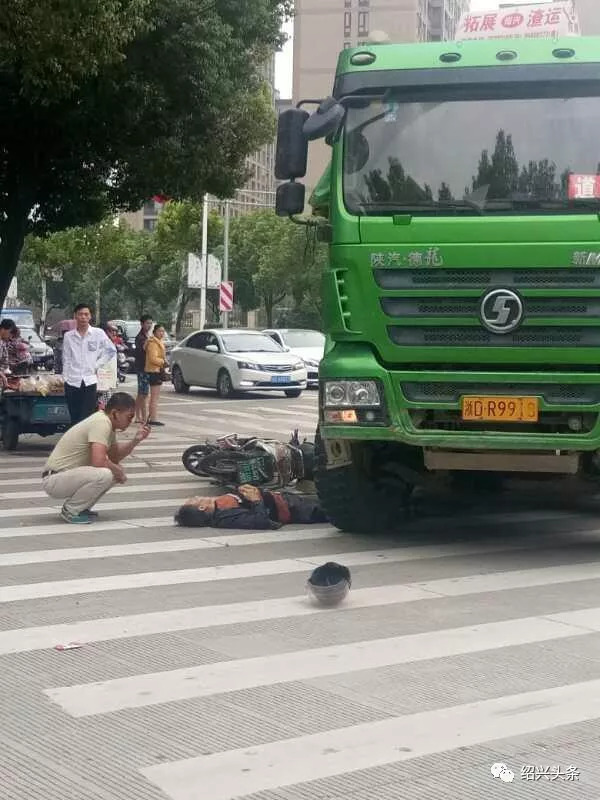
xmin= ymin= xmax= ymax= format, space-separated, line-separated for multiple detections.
xmin=0 ymin=542 xmax=562 ymax=602
xmin=6 ymin=560 xmax=600 ymax=655
xmin=0 ymin=528 xmax=341 ymax=566
xmin=140 ymin=676 xmax=600 ymax=800
xmin=45 ymin=610 xmax=597 ymax=716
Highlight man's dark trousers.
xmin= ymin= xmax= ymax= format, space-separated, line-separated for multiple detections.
xmin=65 ymin=381 xmax=98 ymax=426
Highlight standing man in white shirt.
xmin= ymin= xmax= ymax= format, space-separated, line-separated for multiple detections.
xmin=62 ymin=303 xmax=117 ymax=425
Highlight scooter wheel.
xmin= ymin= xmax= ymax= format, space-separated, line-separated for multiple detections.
xmin=182 ymin=444 xmax=218 ymax=477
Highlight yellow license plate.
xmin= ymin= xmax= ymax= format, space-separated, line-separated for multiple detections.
xmin=461 ymin=396 xmax=539 ymax=423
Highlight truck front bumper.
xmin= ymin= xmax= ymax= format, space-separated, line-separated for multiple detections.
xmin=318 ymin=343 xmax=600 ymax=452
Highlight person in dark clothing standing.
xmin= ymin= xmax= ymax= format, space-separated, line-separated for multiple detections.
xmin=134 ymin=314 xmax=153 ymax=423
xmin=62 ymin=303 xmax=116 ymax=426
xmin=174 ymin=484 xmax=329 ymax=530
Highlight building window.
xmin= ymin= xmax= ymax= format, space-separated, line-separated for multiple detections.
xmin=344 ymin=11 xmax=351 ymax=36
xmin=343 ymin=40 xmax=352 ymax=48
xmin=358 ymin=10 xmax=369 ymax=35
xmin=344 ymin=0 xmax=351 ymax=6
xmin=358 ymin=0 xmax=369 ymax=5
xmin=143 ymin=218 xmax=157 ymax=231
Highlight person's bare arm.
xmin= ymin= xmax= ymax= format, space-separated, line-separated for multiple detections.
xmin=90 ymin=442 xmax=127 ymax=483
xmin=107 ymin=423 xmax=151 ymax=464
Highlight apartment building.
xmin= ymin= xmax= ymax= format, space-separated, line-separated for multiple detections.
xmin=574 ymin=0 xmax=599 ymax=34
xmin=293 ymin=0 xmax=469 ymax=199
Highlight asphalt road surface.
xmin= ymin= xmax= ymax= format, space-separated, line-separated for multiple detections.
xmin=2 ymin=380 xmax=600 ymax=799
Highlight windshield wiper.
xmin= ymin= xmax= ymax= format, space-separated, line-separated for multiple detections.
xmin=355 ymin=199 xmax=486 ymax=216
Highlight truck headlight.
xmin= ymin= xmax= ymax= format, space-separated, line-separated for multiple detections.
xmin=324 ymin=380 xmax=381 ymax=407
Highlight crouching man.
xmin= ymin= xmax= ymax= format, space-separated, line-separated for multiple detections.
xmin=175 ymin=484 xmax=328 ymax=530
xmin=42 ymin=392 xmax=150 ymax=524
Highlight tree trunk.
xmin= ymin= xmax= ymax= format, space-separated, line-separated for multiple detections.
xmin=264 ymin=292 xmax=274 ymax=326
xmin=0 ymin=216 xmax=28 ymax=309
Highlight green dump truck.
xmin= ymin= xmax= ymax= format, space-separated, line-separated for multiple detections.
xmin=275 ymin=34 xmax=600 ymax=533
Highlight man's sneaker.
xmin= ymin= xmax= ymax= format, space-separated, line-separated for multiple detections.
xmin=85 ymin=510 xmax=99 ymax=518
xmin=61 ymin=506 xmax=93 ymax=524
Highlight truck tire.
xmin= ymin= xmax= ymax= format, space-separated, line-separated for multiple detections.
xmin=1 ymin=418 xmax=19 ymax=451
xmin=314 ymin=427 xmax=415 ymax=534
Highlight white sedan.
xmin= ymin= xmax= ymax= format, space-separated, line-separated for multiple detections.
xmin=170 ymin=329 xmax=308 ymax=398
xmin=262 ymin=329 xmax=325 ymax=388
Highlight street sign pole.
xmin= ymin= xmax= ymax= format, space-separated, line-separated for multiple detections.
xmin=200 ymin=193 xmax=209 ymax=330
xmin=223 ymin=200 xmax=230 ymax=328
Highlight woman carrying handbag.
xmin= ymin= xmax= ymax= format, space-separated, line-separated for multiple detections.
xmin=144 ymin=324 xmax=168 ymax=426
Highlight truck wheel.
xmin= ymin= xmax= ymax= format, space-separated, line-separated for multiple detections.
xmin=2 ymin=418 xmax=19 ymax=451
xmin=314 ymin=427 xmax=417 ymax=534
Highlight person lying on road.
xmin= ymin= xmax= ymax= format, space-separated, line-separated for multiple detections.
xmin=42 ymin=392 xmax=151 ymax=524
xmin=174 ymin=484 xmax=328 ymax=530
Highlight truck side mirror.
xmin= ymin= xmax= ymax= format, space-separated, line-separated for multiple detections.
xmin=304 ymin=97 xmax=345 ymax=142
xmin=276 ymin=182 xmax=306 ymax=217
xmin=275 ymin=108 xmax=310 ymax=180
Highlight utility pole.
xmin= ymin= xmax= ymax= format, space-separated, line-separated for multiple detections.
xmin=200 ymin=193 xmax=209 ymax=330
xmin=223 ymin=199 xmax=230 ymax=328
xmin=40 ymin=274 xmax=48 ymax=337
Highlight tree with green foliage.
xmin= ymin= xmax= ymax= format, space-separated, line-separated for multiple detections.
xmin=17 ymin=220 xmax=157 ymax=324
xmin=152 ymin=201 xmax=224 ymax=333
xmin=472 ymin=130 xmax=519 ymax=199
xmin=229 ymin=210 xmax=327 ymax=326
xmin=0 ymin=0 xmax=292 ymax=306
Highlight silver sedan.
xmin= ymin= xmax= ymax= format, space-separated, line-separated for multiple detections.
xmin=170 ymin=329 xmax=308 ymax=398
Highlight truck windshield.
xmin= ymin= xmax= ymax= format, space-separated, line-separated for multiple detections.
xmin=343 ymin=89 xmax=600 ymax=216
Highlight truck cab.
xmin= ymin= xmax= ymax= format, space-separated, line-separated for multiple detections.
xmin=275 ymin=33 xmax=600 ymax=533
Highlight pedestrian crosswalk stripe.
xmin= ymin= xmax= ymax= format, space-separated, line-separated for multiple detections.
xmin=0 ymin=516 xmax=176 ymax=538
xmin=0 ymin=542 xmax=571 ymax=603
xmin=44 ymin=608 xmax=598 ymax=717
xmin=0 ymin=469 xmax=200 ymax=488
xmin=0 ymin=585 xmax=441 ymax=655
xmin=0 ymin=527 xmax=342 ymax=566
xmin=5 ymin=559 xmax=600 ymax=655
xmin=0 ymin=497 xmax=189 ymax=519
xmin=0 ymin=456 xmax=185 ymax=476
xmin=139 ymin=676 xmax=600 ymax=800
xmin=0 ymin=481 xmax=200 ymax=501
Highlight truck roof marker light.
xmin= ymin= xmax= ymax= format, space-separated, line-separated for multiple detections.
xmin=440 ymin=52 xmax=461 ymax=63
xmin=350 ymin=52 xmax=376 ymax=66
xmin=553 ymin=48 xmax=575 ymax=59
xmin=496 ymin=50 xmax=518 ymax=62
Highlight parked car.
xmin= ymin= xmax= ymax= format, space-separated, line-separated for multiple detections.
xmin=170 ymin=328 xmax=307 ymax=398
xmin=262 ymin=329 xmax=325 ymax=388
xmin=21 ymin=327 xmax=54 ymax=370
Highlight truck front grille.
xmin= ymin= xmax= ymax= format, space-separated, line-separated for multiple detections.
xmin=401 ymin=382 xmax=600 ymax=406
xmin=389 ymin=327 xmax=600 ymax=348
xmin=374 ymin=266 xmax=600 ymax=350
xmin=382 ymin=298 xmax=600 ymax=318
xmin=374 ymin=268 xmax=600 ymax=290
